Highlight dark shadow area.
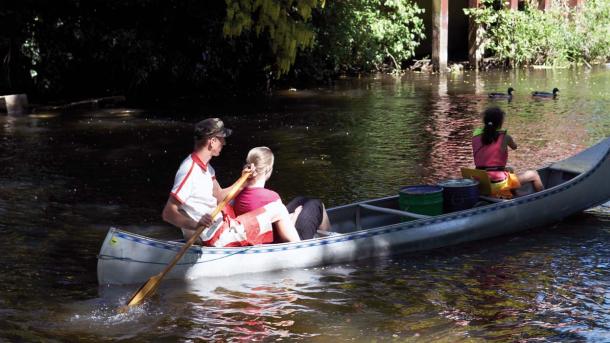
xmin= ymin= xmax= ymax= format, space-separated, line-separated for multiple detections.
xmin=413 ymin=0 xmax=469 ymax=62
xmin=449 ymin=0 xmax=469 ymax=61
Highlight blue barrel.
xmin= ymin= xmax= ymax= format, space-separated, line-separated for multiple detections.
xmin=398 ymin=185 xmax=444 ymax=216
xmin=437 ymin=179 xmax=480 ymax=213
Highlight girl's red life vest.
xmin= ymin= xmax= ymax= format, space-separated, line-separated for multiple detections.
xmin=472 ymin=129 xmax=508 ymax=182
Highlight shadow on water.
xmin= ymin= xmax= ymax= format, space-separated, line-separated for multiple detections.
xmin=36 ymin=212 xmax=610 ymax=341
xmin=4 ymin=214 xmax=610 ymax=341
xmin=0 ymin=67 xmax=609 ymax=341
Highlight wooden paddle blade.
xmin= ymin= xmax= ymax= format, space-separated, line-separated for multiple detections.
xmin=118 ymin=274 xmax=162 ymax=312
xmin=117 ymin=171 xmax=251 ymax=313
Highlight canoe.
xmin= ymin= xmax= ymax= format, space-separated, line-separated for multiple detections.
xmin=98 ymin=138 xmax=610 ymax=285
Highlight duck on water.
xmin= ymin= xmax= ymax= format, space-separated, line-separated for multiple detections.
xmin=532 ymin=88 xmax=559 ymax=98
xmin=489 ymin=87 xmax=514 ymax=99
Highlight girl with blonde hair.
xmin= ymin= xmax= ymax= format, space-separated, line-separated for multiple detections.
xmin=234 ymin=147 xmax=331 ymax=242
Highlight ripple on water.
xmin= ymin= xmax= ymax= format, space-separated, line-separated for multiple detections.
xmin=1 ymin=68 xmax=610 ymax=341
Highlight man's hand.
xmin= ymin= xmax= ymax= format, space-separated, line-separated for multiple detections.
xmin=196 ymin=213 xmax=213 ymax=229
xmin=243 ymin=163 xmax=256 ymax=178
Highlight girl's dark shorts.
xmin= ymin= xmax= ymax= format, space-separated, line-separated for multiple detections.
xmin=285 ymin=196 xmax=324 ymax=240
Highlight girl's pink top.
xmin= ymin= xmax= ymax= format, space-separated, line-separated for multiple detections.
xmin=472 ymin=131 xmax=509 ymax=182
xmin=233 ymin=187 xmax=281 ymax=216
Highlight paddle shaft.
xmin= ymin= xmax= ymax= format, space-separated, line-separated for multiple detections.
xmin=156 ymin=172 xmax=249 ymax=279
xmin=123 ymin=171 xmax=251 ymax=308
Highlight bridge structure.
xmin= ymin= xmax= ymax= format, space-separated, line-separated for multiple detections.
xmin=425 ymin=0 xmax=586 ymax=72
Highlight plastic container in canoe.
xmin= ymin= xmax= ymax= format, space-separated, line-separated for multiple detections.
xmin=398 ymin=185 xmax=444 ymax=216
xmin=437 ymin=178 xmax=480 ymax=212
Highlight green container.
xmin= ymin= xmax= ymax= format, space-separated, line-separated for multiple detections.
xmin=399 ymin=185 xmax=444 ymax=216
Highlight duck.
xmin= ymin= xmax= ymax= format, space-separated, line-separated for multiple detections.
xmin=488 ymin=87 xmax=514 ymax=99
xmin=532 ymin=88 xmax=559 ymax=98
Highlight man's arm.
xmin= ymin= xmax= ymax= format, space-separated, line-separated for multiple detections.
xmin=162 ymin=197 xmax=209 ymax=232
xmin=212 ymin=164 xmax=255 ymax=202
xmin=212 ymin=178 xmax=227 ymax=203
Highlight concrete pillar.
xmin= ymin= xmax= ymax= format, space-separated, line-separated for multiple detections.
xmin=539 ymin=0 xmax=551 ymax=11
xmin=432 ymin=0 xmax=448 ymax=73
xmin=468 ymin=0 xmax=482 ymax=70
xmin=474 ymin=70 xmax=484 ymax=96
xmin=0 ymin=94 xmax=28 ymax=115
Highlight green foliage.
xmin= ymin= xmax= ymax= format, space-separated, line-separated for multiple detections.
xmin=574 ymin=0 xmax=610 ymax=61
xmin=464 ymin=0 xmax=610 ymax=67
xmin=2 ymin=0 xmax=426 ymax=101
xmin=312 ymin=0 xmax=426 ymax=74
xmin=2 ymin=1 xmax=275 ymax=100
xmin=223 ymin=0 xmax=325 ymax=76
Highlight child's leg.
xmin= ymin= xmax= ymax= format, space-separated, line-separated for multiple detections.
xmin=285 ymin=196 xmax=307 ymax=212
xmin=285 ymin=196 xmax=305 ymax=227
xmin=293 ymin=198 xmax=325 ymax=239
xmin=318 ymin=203 xmax=331 ymax=231
xmin=518 ymin=170 xmax=544 ymax=192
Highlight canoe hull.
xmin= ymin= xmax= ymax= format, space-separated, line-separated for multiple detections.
xmin=98 ymin=138 xmax=610 ymax=285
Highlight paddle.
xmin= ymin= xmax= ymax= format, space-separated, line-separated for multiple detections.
xmin=118 ymin=171 xmax=251 ymax=312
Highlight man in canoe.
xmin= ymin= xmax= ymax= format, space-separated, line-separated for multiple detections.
xmin=161 ymin=118 xmax=301 ymax=246
xmin=472 ymin=107 xmax=544 ymax=197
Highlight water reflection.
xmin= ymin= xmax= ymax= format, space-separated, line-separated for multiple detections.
xmin=0 ymin=67 xmax=609 ymax=341
xmin=5 ymin=216 xmax=610 ymax=342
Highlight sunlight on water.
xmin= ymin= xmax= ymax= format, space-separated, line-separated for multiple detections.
xmin=0 ymin=67 xmax=609 ymax=341
xmin=69 ymin=302 xmax=148 ymax=327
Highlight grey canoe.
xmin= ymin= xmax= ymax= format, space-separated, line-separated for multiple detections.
xmin=98 ymin=138 xmax=610 ymax=285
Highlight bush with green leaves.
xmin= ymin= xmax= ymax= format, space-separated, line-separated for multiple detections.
xmin=224 ymin=0 xmax=324 ymax=77
xmin=464 ymin=0 xmax=610 ymax=67
xmin=574 ymin=0 xmax=610 ymax=62
xmin=311 ymin=0 xmax=426 ymax=75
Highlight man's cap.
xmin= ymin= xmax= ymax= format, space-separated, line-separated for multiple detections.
xmin=194 ymin=118 xmax=232 ymax=140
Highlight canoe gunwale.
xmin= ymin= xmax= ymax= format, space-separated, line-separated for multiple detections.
xmin=97 ymin=138 xmax=610 ymax=283
xmin=103 ymin=138 xmax=609 ymax=256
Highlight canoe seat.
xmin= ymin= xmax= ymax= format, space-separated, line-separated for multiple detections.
xmin=478 ymin=195 xmax=507 ymax=203
xmin=547 ymin=163 xmax=587 ymax=175
xmin=316 ymin=230 xmax=338 ymax=237
xmin=460 ymin=168 xmax=492 ymax=195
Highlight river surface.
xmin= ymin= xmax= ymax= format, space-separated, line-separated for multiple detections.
xmin=1 ymin=67 xmax=609 ymax=342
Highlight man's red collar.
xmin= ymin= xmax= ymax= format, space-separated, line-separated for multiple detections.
xmin=191 ymin=153 xmax=208 ymax=171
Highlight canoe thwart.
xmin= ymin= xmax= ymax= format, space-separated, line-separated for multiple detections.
xmin=478 ymin=195 xmax=507 ymax=203
xmin=358 ymin=203 xmax=430 ymax=220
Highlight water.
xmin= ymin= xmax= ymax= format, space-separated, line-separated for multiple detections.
xmin=1 ymin=67 xmax=609 ymax=341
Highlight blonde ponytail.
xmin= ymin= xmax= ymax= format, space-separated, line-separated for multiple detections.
xmin=246 ymin=147 xmax=274 ymax=179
